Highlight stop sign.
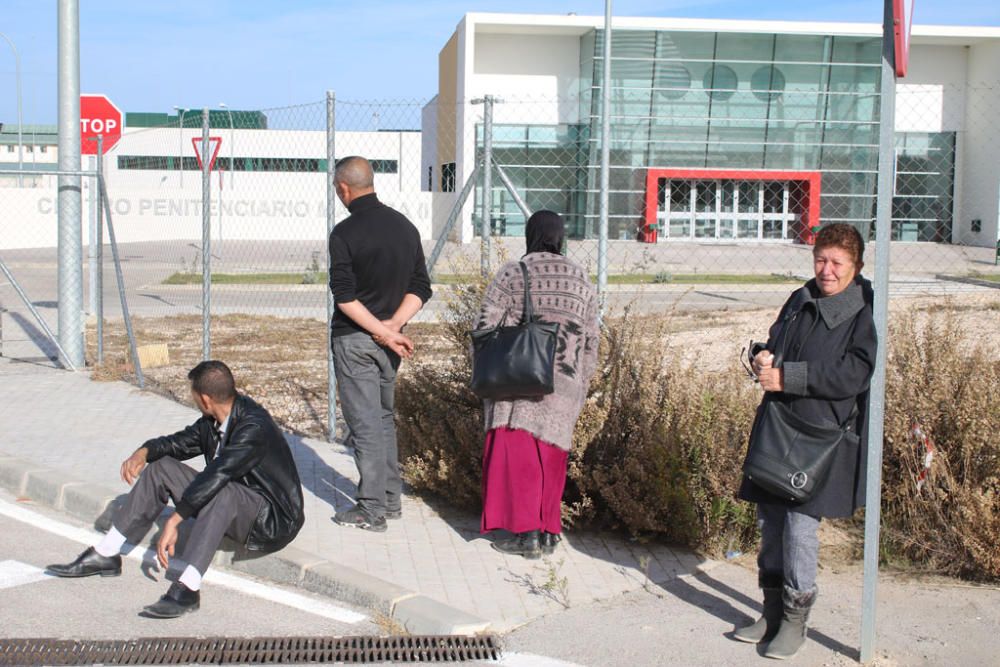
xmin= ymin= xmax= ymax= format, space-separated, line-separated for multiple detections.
xmin=80 ymin=94 xmax=123 ymax=155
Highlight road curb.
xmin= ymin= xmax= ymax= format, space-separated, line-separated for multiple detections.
xmin=935 ymin=274 xmax=1000 ymax=289
xmin=0 ymin=454 xmax=491 ymax=635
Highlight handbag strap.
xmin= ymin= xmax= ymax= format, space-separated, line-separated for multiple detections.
xmin=518 ymin=261 xmax=535 ymax=324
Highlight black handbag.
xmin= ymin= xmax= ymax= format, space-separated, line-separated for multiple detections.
xmin=742 ymin=301 xmax=860 ymax=503
xmin=743 ymin=400 xmax=859 ymax=503
xmin=469 ymin=261 xmax=560 ymax=400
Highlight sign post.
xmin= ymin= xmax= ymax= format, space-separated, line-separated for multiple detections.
xmin=861 ymin=1 xmax=912 ymax=663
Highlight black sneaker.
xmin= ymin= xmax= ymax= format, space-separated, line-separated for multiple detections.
xmin=333 ymin=506 xmax=387 ymax=533
xmin=384 ymin=509 xmax=402 ymax=520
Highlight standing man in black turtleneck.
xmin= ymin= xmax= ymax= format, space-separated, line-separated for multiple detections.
xmin=328 ymin=156 xmax=432 ymax=533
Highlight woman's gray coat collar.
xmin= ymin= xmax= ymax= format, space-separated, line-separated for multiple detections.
xmin=796 ymin=279 xmax=867 ymax=329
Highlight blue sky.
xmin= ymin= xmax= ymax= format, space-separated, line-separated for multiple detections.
xmin=1 ymin=0 xmax=997 ymax=126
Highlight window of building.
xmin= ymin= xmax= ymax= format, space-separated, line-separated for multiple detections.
xmin=427 ymin=166 xmax=433 ymax=191
xmin=751 ymin=66 xmax=785 ymax=102
xmin=370 ymin=159 xmax=398 ymax=174
xmin=703 ymin=65 xmax=738 ymax=101
xmin=117 ymin=155 xmax=322 ymax=172
xmin=39 ymin=145 xmax=48 ymax=153
xmin=441 ymin=162 xmax=456 ymax=192
xmin=892 ymin=132 xmax=956 ymax=242
xmin=5 ymin=145 xmax=13 ymax=153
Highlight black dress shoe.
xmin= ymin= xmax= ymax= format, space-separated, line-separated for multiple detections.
xmin=142 ymin=582 xmax=200 ymax=619
xmin=491 ymin=530 xmax=542 ymax=559
xmin=540 ymin=532 xmax=561 ymax=556
xmin=46 ymin=547 xmax=122 ymax=578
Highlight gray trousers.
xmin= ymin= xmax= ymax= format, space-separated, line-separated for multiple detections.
xmin=756 ymin=502 xmax=820 ymax=606
xmin=332 ymin=332 xmax=401 ymax=518
xmin=113 ymin=457 xmax=264 ymax=575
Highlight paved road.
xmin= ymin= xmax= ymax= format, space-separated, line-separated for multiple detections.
xmin=499 ymin=559 xmax=1000 ymax=667
xmin=0 ymin=489 xmax=377 ymax=640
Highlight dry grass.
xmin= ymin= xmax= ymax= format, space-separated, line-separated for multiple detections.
xmin=84 ymin=290 xmax=1000 ymax=577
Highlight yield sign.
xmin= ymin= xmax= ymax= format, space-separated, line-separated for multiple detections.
xmin=191 ymin=136 xmax=223 ymax=171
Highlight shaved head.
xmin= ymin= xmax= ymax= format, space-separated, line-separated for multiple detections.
xmin=334 ymin=156 xmax=374 ymax=189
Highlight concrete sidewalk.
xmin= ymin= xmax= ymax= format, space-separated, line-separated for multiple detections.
xmin=0 ymin=357 xmax=715 ymax=634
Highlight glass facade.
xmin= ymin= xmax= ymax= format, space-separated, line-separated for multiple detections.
xmin=473 ymin=27 xmax=956 ymax=243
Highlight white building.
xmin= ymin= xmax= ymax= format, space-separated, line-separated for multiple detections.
xmin=424 ymin=13 xmax=1000 ymax=248
xmin=1 ymin=109 xmax=431 ymax=250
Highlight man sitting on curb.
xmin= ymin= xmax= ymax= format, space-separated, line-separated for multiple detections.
xmin=47 ymin=360 xmax=305 ymax=619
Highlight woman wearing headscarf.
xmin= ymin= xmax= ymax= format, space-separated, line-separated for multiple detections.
xmin=475 ymin=210 xmax=600 ymax=559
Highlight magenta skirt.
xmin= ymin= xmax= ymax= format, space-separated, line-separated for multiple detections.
xmin=480 ymin=426 xmax=569 ymax=535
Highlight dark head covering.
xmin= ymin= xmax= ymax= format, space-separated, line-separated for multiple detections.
xmin=524 ymin=210 xmax=565 ymax=256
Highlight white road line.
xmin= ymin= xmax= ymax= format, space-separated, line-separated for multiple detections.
xmin=496 ymin=653 xmax=587 ymax=667
xmin=0 ymin=499 xmax=366 ymax=624
xmin=0 ymin=559 xmax=52 ymax=590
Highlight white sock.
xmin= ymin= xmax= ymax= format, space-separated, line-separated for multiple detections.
xmin=178 ymin=564 xmax=203 ymax=591
xmin=93 ymin=526 xmax=127 ymax=558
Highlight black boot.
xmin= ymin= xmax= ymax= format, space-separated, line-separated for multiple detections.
xmin=763 ymin=586 xmax=817 ymax=660
xmin=540 ymin=532 xmax=561 ymax=556
xmin=733 ymin=586 xmax=783 ymax=643
xmin=491 ymin=530 xmax=542 ymax=559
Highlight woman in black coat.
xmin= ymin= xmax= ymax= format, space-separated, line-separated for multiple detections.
xmin=733 ymin=223 xmax=877 ymax=660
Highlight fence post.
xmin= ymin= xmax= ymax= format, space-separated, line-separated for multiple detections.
xmin=201 ymin=108 xmax=212 ymax=361
xmin=88 ymin=152 xmax=97 ymax=317
xmin=99 ymin=175 xmax=144 ymax=388
xmin=860 ymin=1 xmax=897 ymax=661
xmin=57 ymin=0 xmax=84 ymax=369
xmin=597 ymin=0 xmax=613 ymax=317
xmin=326 ymin=90 xmax=338 ymax=442
xmin=481 ymin=94 xmax=494 ymax=277
xmin=95 ymin=134 xmax=104 ymax=365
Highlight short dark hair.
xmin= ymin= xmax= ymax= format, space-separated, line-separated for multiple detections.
xmin=187 ymin=360 xmax=236 ymax=401
xmin=814 ymin=223 xmax=865 ymax=267
xmin=334 ymin=156 xmax=374 ymax=189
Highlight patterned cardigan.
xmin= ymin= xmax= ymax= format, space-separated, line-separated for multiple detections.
xmin=475 ymin=251 xmax=600 ymax=451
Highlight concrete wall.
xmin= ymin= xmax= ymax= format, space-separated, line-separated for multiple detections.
xmin=0 ymin=128 xmax=433 ymax=250
xmin=436 ymin=30 xmax=460 ymax=180
xmin=421 ymin=98 xmax=437 ymax=192
xmin=953 ymin=42 xmax=1000 ymax=248
xmin=470 ymin=33 xmax=583 ymax=125
xmin=895 ymin=45 xmax=968 ymax=133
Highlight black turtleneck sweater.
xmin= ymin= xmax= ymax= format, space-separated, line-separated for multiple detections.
xmin=328 ymin=193 xmax=433 ymax=338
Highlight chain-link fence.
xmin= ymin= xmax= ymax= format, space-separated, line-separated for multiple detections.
xmin=2 ymin=78 xmax=998 ymax=436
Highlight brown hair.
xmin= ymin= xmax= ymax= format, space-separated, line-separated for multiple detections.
xmin=814 ymin=223 xmax=865 ymax=268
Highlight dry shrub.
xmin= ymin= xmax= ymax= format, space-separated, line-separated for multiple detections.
xmin=395 ymin=277 xmax=761 ymax=555
xmin=572 ymin=309 xmax=759 ymax=553
xmin=395 ymin=276 xmax=488 ymax=507
xmin=881 ymin=312 xmax=1000 ymax=580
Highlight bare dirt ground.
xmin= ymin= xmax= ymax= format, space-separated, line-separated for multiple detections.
xmin=87 ymin=290 xmax=1000 ymax=438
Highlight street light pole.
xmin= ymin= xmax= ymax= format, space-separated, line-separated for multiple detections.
xmin=0 ymin=32 xmax=24 ymax=186
xmin=219 ymin=102 xmax=234 ymax=187
xmin=219 ymin=102 xmax=234 ymax=258
xmin=173 ymin=105 xmax=185 ymax=188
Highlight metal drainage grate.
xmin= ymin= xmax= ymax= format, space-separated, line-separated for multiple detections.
xmin=0 ymin=635 xmax=502 ymax=665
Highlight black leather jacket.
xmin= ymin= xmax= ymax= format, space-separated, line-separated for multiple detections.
xmin=142 ymin=395 xmax=305 ymax=552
